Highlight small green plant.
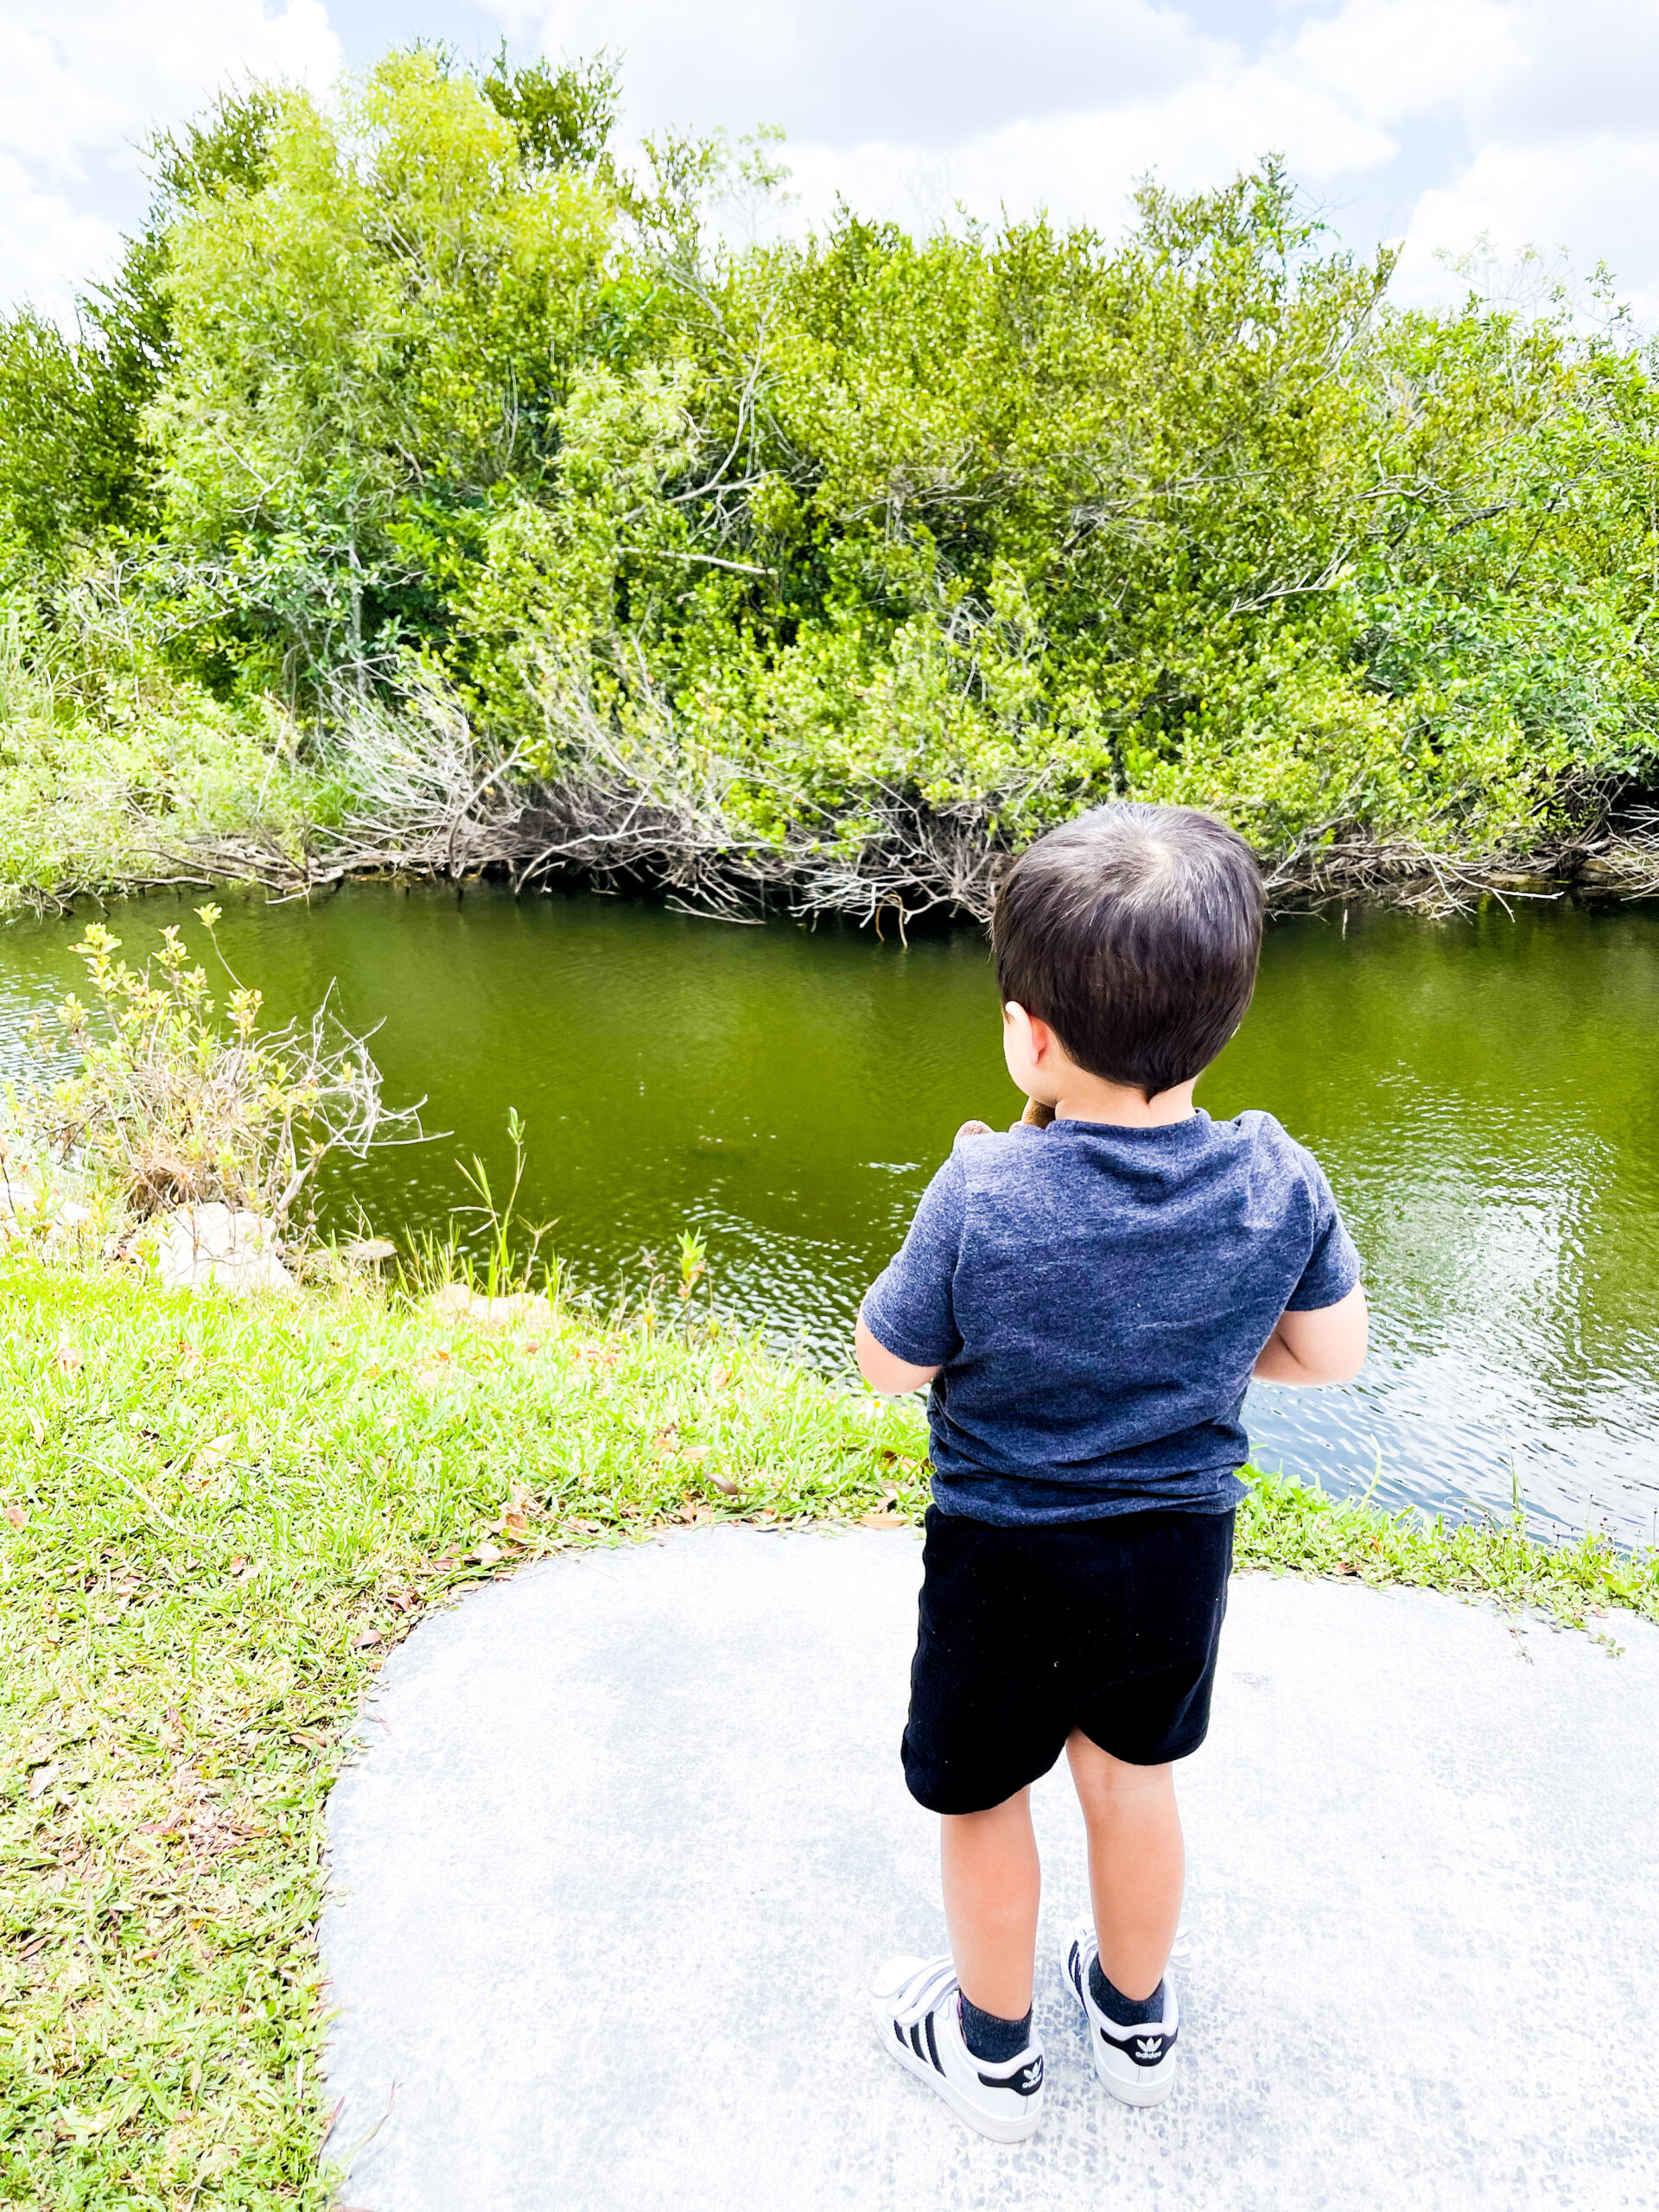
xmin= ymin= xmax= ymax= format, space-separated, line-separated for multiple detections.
xmin=453 ymin=1107 xmax=557 ymax=1297
xmin=397 ymin=1106 xmax=560 ymax=1305
xmin=677 ymin=1227 xmax=708 ymax=1303
xmin=10 ymin=906 xmax=422 ymax=1230
xmin=619 ymin=1224 xmax=720 ymax=1340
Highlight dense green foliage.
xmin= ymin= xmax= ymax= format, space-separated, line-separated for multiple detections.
xmin=3 ymin=44 xmax=1659 ymax=908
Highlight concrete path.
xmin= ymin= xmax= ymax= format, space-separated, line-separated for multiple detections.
xmin=321 ymin=1527 xmax=1659 ymax=2211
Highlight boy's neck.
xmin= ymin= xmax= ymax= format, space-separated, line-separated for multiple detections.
xmin=1043 ymin=1074 xmax=1199 ymax=1129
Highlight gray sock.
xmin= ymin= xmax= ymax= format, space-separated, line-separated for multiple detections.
xmin=1089 ymin=1955 xmax=1166 ymax=2027
xmin=957 ymin=1993 xmax=1033 ymax=2063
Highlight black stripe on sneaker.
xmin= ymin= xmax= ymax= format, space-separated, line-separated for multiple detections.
xmin=923 ymin=2010 xmax=942 ymax=2072
xmin=977 ymin=2055 xmax=1045 ymax=2098
xmin=893 ymin=2018 xmax=906 ymax=2046
xmin=1097 ymin=2024 xmax=1179 ymax=2066
xmin=909 ymin=2023 xmax=925 ymax=2062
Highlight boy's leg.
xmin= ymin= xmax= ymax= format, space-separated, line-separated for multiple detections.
xmin=1065 ymin=1732 xmax=1182 ymax=2001
xmin=940 ymin=1788 xmax=1041 ymax=2019
xmin=871 ymin=1785 xmax=1047 ymax=2142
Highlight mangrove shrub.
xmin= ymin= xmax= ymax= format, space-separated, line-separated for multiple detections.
xmin=3 ymin=44 xmax=1658 ymax=908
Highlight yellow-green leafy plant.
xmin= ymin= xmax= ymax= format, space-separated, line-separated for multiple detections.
xmin=11 ymin=905 xmax=421 ymax=1228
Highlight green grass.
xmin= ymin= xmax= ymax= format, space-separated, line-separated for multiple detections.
xmin=2 ymin=1255 xmax=1654 ymax=2208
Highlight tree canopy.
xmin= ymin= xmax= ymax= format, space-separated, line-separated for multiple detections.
xmin=3 ymin=44 xmax=1656 ymax=911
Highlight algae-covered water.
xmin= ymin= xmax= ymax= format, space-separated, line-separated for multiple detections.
xmin=3 ymin=884 xmax=1656 ymax=1545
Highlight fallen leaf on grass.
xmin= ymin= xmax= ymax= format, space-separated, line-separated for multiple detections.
xmin=467 ymin=1540 xmax=502 ymax=1566
xmin=3 ymin=1503 xmax=24 ymax=1529
xmin=857 ymin=1512 xmax=909 ymax=1529
xmin=352 ymin=1628 xmax=383 ymax=1649
xmin=54 ymin=1335 xmax=83 ymax=1376
xmin=54 ymin=2108 xmax=117 ymax=2140
xmin=1336 ymin=1561 xmax=1362 ymax=1577
xmin=27 ymin=1763 xmax=59 ymax=1797
xmin=707 ymin=1475 xmax=741 ymax=1497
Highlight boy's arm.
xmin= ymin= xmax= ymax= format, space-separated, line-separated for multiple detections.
xmin=855 ymin=1150 xmax=966 ymax=1395
xmin=1252 ymin=1282 xmax=1368 ymax=1385
xmin=855 ymin=1311 xmax=941 ymax=1397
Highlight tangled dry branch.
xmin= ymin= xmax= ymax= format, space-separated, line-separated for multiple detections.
xmin=172 ymin=676 xmax=1659 ymax=927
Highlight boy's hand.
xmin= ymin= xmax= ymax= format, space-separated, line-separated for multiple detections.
xmin=946 ymin=1101 xmax=1052 ymax=1150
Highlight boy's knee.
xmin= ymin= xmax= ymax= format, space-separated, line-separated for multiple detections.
xmin=1067 ymin=1732 xmax=1174 ymax=1802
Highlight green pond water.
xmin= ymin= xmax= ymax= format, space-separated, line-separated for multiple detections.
xmin=3 ymin=884 xmax=1656 ymax=1546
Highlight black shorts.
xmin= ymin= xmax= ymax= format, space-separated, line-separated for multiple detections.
xmin=901 ymin=1503 xmax=1236 ymax=1815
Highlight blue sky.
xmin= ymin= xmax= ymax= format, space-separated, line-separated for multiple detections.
xmin=5 ymin=0 xmax=1658 ymax=327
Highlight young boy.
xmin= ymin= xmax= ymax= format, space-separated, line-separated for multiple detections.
xmin=856 ymin=802 xmax=1366 ymax=2142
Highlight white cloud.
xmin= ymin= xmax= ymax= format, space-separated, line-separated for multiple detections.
xmin=509 ymin=0 xmax=1659 ymax=323
xmin=0 ymin=0 xmax=342 ymax=322
xmin=1394 ymin=131 xmax=1659 ymax=327
xmin=777 ymin=49 xmax=1402 ymax=240
xmin=731 ymin=0 xmax=1508 ymax=248
xmin=0 ymin=152 xmax=122 ymax=321
xmin=7 ymin=0 xmax=1659 ymax=328
xmin=515 ymin=0 xmax=1214 ymax=145
xmin=1287 ymin=0 xmax=1522 ymax=130
xmin=1382 ymin=0 xmax=1659 ymax=323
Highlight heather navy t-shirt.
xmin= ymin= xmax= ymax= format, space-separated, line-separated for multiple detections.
xmin=861 ymin=1110 xmax=1362 ymax=1526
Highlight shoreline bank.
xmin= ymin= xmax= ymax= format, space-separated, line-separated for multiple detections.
xmin=3 ymin=1255 xmax=1655 ymax=2204
xmin=7 ymin=786 xmax=1659 ymax=927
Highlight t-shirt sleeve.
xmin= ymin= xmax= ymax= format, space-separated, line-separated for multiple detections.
xmin=859 ymin=1152 xmax=967 ymax=1366
xmin=1284 ymin=1151 xmax=1363 ymax=1312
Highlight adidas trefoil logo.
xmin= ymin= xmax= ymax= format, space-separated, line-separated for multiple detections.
xmin=1134 ymin=2036 xmax=1164 ymax=2063
xmin=982 ymin=2055 xmax=1045 ymax=2097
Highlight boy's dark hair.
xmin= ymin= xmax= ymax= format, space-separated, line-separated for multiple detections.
xmin=992 ymin=803 xmax=1264 ymax=1098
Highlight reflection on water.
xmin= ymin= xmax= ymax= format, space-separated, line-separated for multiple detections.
xmin=2 ymin=884 xmax=1656 ymax=1545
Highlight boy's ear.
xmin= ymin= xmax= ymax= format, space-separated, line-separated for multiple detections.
xmin=1002 ymin=1001 xmax=1037 ymax=1062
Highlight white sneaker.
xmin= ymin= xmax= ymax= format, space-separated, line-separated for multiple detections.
xmin=1062 ymin=1923 xmax=1180 ymax=2107
xmin=870 ymin=1955 xmax=1046 ymax=2142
